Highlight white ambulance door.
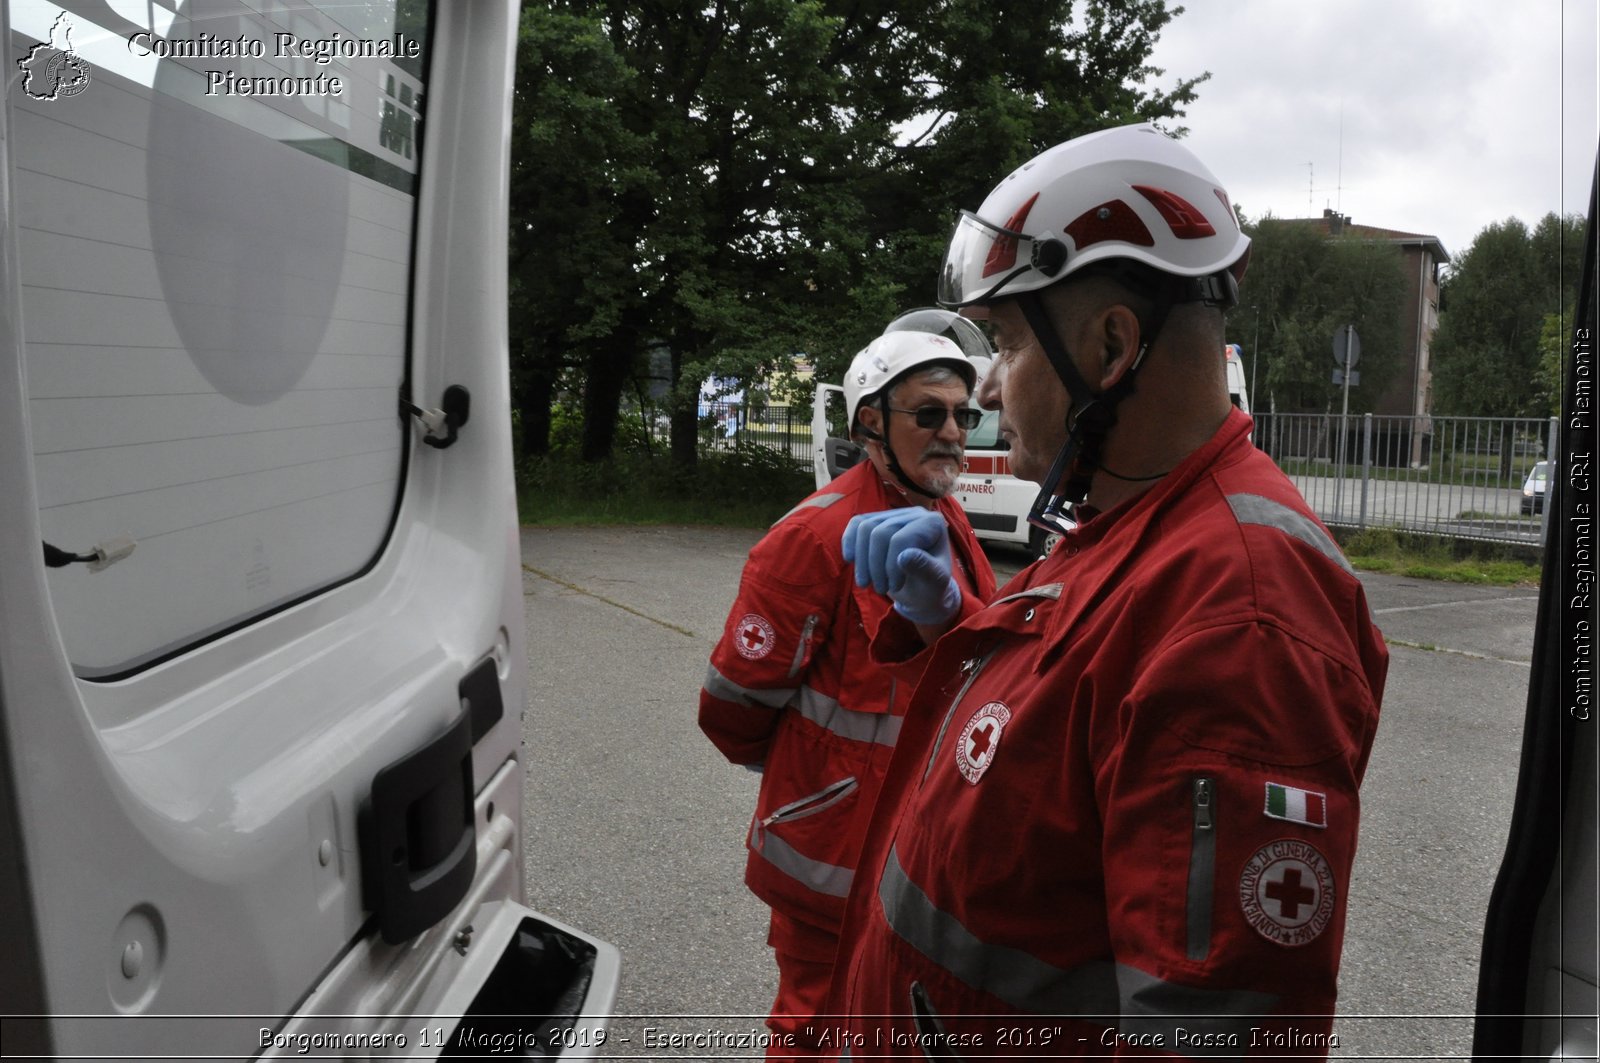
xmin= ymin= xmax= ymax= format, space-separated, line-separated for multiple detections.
xmin=954 ymin=410 xmax=1001 ymax=522
xmin=0 ymin=1 xmax=616 ymax=1057
xmin=812 ymin=381 xmax=862 ymax=488
xmin=1224 ymin=343 xmax=1251 ymax=414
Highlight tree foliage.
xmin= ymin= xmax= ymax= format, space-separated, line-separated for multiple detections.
xmin=1230 ymin=216 xmax=1408 ymax=413
xmin=510 ymin=9 xmax=653 ymax=459
xmin=1430 ymin=212 xmax=1585 ymax=416
xmin=511 ymin=0 xmax=1207 ymax=462
xmin=1535 ymin=307 xmax=1574 ymax=416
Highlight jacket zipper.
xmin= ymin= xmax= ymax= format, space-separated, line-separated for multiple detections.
xmin=753 ymin=775 xmax=859 ymax=847
xmin=1186 ymin=776 xmax=1216 ymax=961
xmin=922 ymin=651 xmax=993 ymax=782
xmin=788 ymin=614 xmax=820 ymax=679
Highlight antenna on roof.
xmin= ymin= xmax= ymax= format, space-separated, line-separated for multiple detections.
xmin=1337 ymin=102 xmax=1344 ymax=214
xmin=1308 ymin=162 xmax=1314 ymax=213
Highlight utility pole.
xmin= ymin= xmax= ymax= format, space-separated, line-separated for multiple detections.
xmin=1250 ymin=306 xmax=1261 ymax=406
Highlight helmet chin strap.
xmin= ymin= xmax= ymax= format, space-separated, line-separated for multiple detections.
xmin=1016 ymin=289 xmax=1161 ymax=533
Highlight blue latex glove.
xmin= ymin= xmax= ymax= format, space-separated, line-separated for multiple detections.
xmin=841 ymin=509 xmax=962 ymax=626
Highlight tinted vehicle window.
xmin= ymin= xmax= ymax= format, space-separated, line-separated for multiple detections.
xmin=16 ymin=0 xmax=427 ymax=677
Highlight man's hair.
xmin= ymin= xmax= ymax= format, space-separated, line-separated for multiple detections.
xmin=890 ymin=364 xmax=967 ymax=398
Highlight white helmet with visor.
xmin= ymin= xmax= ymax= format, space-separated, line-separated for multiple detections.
xmin=937 ymin=124 xmax=1250 ymax=309
xmin=937 ymin=124 xmax=1250 ymax=529
xmin=843 ymin=310 xmax=987 ymax=433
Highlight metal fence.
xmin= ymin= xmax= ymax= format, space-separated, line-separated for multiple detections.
xmin=697 ymin=403 xmax=1558 ymax=548
xmin=694 ymin=401 xmax=812 ymax=459
xmin=1253 ymin=413 xmax=1558 ymax=546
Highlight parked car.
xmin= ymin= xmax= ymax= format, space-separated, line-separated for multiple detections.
xmin=1521 ymin=460 xmax=1551 ymax=514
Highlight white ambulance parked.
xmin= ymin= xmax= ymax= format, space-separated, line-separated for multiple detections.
xmin=1225 ymin=342 xmax=1251 ymax=413
xmin=0 ymin=1 xmax=617 ymax=1057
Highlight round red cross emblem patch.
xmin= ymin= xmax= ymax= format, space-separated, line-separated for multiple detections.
xmin=733 ymin=613 xmax=776 ymax=660
xmin=955 ymin=702 xmax=1011 ymax=784
xmin=1238 ymin=839 xmax=1337 ymax=947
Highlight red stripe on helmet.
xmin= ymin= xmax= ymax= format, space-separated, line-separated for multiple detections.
xmin=1064 ymin=199 xmax=1155 ymax=251
xmin=1132 ymin=185 xmax=1217 ymax=239
xmin=981 ymin=193 xmax=1040 ymax=279
xmin=1213 ymin=188 xmax=1238 ymax=229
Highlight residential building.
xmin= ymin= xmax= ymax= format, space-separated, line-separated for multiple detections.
xmin=1290 ymin=208 xmax=1451 ymax=466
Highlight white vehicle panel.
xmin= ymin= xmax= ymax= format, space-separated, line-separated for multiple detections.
xmin=0 ymin=1 xmax=618 ymax=1056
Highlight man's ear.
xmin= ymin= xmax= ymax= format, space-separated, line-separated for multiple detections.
xmin=857 ymin=405 xmax=883 ymax=441
xmin=1097 ymin=303 xmax=1144 ymax=391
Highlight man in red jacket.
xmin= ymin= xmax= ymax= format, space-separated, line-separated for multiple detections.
xmin=699 ymin=313 xmax=997 ymax=1056
xmin=834 ymin=125 xmax=1388 ymax=1058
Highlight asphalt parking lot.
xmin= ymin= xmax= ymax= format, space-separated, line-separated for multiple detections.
xmin=518 ymin=524 xmax=1539 ymax=1059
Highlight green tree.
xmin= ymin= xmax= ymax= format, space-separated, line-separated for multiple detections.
xmin=509 ymin=8 xmax=653 ymax=459
xmin=1231 ymin=216 xmax=1408 ymax=413
xmin=514 ymin=0 xmax=1207 ymax=463
xmin=1430 ymin=212 xmax=1585 ymax=417
xmin=1535 ymin=306 xmax=1574 ymax=416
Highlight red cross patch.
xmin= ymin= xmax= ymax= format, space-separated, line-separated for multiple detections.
xmin=955 ymin=702 xmax=1011 ymax=784
xmin=1238 ymin=839 xmax=1337 ymax=947
xmin=733 ymin=613 xmax=776 ymax=660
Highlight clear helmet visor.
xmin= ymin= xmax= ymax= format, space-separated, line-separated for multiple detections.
xmin=937 ymin=210 xmax=1054 ymax=307
xmin=880 ymin=306 xmax=993 ymax=363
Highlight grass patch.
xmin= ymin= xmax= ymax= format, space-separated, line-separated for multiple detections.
xmin=517 ymin=444 xmax=814 ymax=528
xmin=1338 ymin=528 xmax=1541 ymax=586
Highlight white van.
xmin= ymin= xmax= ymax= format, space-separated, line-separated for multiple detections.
xmin=0 ymin=2 xmax=617 ymax=1057
xmin=813 ymin=344 xmax=1251 ymax=558
xmin=1224 ymin=342 xmax=1251 ymax=414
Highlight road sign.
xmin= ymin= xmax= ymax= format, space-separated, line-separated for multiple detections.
xmin=1333 ymin=368 xmax=1361 ymax=387
xmin=1333 ymin=325 xmax=1362 ymax=368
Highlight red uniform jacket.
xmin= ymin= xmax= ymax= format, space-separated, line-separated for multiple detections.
xmin=699 ymin=460 xmax=996 ymax=938
xmin=829 ymin=410 xmax=1388 ymax=1059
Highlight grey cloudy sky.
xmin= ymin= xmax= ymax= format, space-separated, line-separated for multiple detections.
xmin=1145 ymin=0 xmax=1597 ymax=263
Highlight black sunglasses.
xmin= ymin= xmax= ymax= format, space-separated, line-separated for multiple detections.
xmin=887 ymin=405 xmax=983 ymax=430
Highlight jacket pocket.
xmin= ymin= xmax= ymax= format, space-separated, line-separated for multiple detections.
xmin=757 ymin=775 xmax=859 ymax=843
xmin=1186 ymin=776 xmax=1216 ymax=961
xmin=787 ymin=613 xmax=821 ymax=679
xmin=749 ymin=773 xmax=864 ymax=899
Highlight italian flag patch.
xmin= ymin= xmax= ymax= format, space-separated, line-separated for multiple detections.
xmin=1264 ymin=782 xmax=1328 ymax=829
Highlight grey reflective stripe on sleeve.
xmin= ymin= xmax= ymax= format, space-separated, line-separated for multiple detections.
xmin=878 ymin=846 xmax=1119 ymax=1015
xmin=774 ymin=492 xmax=846 ymax=525
xmin=796 ymin=685 xmax=902 ymax=746
xmin=1226 ymin=493 xmax=1355 ymax=576
xmin=1115 ymin=963 xmax=1279 ymax=1054
xmin=702 ymin=664 xmax=796 ymax=710
xmin=750 ymin=820 xmax=854 ymax=897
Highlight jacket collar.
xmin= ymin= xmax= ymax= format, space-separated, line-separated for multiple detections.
xmin=1030 ymin=407 xmax=1256 ymax=656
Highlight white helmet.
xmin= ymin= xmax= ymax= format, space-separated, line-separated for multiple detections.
xmin=937 ymin=123 xmax=1250 ymax=308
xmin=843 ymin=325 xmax=980 ymax=434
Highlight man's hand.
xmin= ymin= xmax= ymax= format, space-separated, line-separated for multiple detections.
xmin=842 ymin=509 xmax=962 ymax=627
